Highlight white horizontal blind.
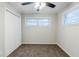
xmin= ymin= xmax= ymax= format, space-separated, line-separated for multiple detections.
xmin=25 ymin=17 xmax=49 ymax=26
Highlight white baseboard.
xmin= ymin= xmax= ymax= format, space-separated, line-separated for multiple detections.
xmin=22 ymin=42 xmax=57 ymax=44
xmin=57 ymin=43 xmax=71 ymax=57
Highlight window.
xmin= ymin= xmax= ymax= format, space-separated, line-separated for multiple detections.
xmin=38 ymin=19 xmax=49 ymax=26
xmin=64 ymin=7 xmax=79 ymax=25
xmin=27 ymin=19 xmax=37 ymax=26
xmin=26 ymin=17 xmax=49 ymax=26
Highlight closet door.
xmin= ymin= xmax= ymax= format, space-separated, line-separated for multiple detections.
xmin=5 ymin=9 xmax=21 ymax=56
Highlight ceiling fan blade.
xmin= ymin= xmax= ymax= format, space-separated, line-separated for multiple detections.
xmin=22 ymin=2 xmax=33 ymax=5
xmin=46 ymin=2 xmax=56 ymax=8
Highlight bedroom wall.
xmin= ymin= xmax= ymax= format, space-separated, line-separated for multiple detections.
xmin=21 ymin=14 xmax=58 ymax=44
xmin=4 ymin=3 xmax=21 ymax=56
xmin=0 ymin=3 xmax=21 ymax=56
xmin=57 ymin=2 xmax=79 ymax=57
xmin=0 ymin=2 xmax=5 ymax=57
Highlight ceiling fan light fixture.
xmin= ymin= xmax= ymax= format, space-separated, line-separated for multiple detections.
xmin=21 ymin=2 xmax=56 ymax=12
xmin=39 ymin=2 xmax=46 ymax=9
xmin=34 ymin=2 xmax=40 ymax=9
xmin=34 ymin=2 xmax=46 ymax=11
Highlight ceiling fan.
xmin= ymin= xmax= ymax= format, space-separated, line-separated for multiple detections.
xmin=21 ymin=2 xmax=56 ymax=11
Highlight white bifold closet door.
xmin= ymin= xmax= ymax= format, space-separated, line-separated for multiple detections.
xmin=5 ymin=9 xmax=21 ymax=56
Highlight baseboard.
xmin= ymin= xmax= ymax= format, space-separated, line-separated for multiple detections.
xmin=22 ymin=42 xmax=57 ymax=44
xmin=57 ymin=43 xmax=71 ymax=57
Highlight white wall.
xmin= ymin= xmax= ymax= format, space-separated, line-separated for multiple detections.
xmin=21 ymin=14 xmax=57 ymax=44
xmin=0 ymin=3 xmax=21 ymax=57
xmin=57 ymin=2 xmax=79 ymax=57
xmin=0 ymin=3 xmax=5 ymax=57
xmin=4 ymin=4 xmax=21 ymax=56
xmin=5 ymin=10 xmax=21 ymax=56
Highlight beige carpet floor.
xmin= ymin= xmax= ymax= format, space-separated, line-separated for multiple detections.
xmin=8 ymin=44 xmax=69 ymax=57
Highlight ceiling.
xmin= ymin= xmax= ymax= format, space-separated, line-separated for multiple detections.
xmin=8 ymin=2 xmax=72 ymax=14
